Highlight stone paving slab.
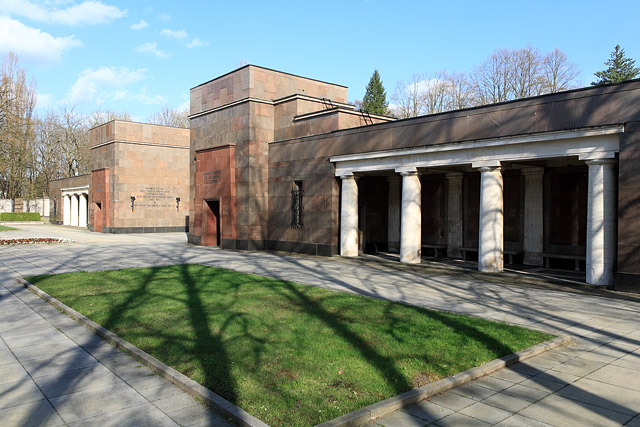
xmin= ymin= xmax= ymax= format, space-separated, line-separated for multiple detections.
xmin=2 ymin=225 xmax=640 ymax=426
xmin=0 ymin=265 xmax=234 ymax=427
xmin=0 ymin=400 xmax=65 ymax=426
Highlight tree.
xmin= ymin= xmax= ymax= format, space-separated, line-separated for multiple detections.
xmin=0 ymin=52 xmax=37 ymax=199
xmin=592 ymin=45 xmax=640 ymax=85
xmin=391 ymin=73 xmax=427 ymax=118
xmin=541 ymin=49 xmax=580 ymax=93
xmin=361 ymin=70 xmax=389 ymax=115
xmin=148 ymin=105 xmax=189 ymax=128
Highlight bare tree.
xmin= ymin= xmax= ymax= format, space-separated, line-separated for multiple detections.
xmin=542 ymin=48 xmax=580 ymax=93
xmin=509 ymin=46 xmax=544 ymax=99
xmin=0 ymin=52 xmax=37 ymax=199
xmin=148 ymin=105 xmax=189 ymax=128
xmin=88 ymin=109 xmax=132 ymax=128
xmin=391 ymin=73 xmax=428 ymax=118
xmin=391 ymin=71 xmax=478 ymax=118
xmin=470 ymin=47 xmax=579 ymax=105
xmin=471 ymin=48 xmax=512 ymax=104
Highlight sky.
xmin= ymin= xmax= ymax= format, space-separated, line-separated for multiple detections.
xmin=1 ymin=0 xmax=639 ymax=123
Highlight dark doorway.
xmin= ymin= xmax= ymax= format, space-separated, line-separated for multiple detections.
xmin=358 ymin=176 xmax=389 ymax=253
xmin=94 ymin=202 xmax=102 ymax=232
xmin=203 ymin=199 xmax=221 ymax=247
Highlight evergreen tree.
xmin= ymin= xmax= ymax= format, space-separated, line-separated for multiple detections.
xmin=361 ymin=70 xmax=389 ymax=115
xmin=592 ymin=45 xmax=640 ymax=85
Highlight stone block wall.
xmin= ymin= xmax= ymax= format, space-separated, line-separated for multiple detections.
xmin=89 ymin=121 xmax=190 ymax=233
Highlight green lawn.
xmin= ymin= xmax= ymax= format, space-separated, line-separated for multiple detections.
xmin=0 ymin=225 xmax=17 ymax=231
xmin=27 ymin=265 xmax=552 ymax=426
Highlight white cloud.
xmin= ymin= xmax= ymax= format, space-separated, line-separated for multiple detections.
xmin=161 ymin=28 xmax=187 ymax=39
xmin=157 ymin=12 xmax=170 ymax=22
xmin=131 ymin=92 xmax=166 ymax=105
xmin=185 ymin=38 xmax=207 ymax=48
xmin=130 ymin=19 xmax=148 ymax=30
xmin=0 ymin=0 xmax=126 ymax=26
xmin=64 ymin=66 xmax=148 ymax=105
xmin=0 ymin=16 xmax=82 ymax=66
xmin=136 ymin=42 xmax=169 ymax=59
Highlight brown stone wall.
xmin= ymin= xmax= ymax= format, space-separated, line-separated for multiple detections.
xmin=106 ymin=143 xmax=189 ymax=231
xmin=617 ymin=122 xmax=640 ymax=289
xmin=190 ymin=102 xmax=251 ymax=152
xmin=191 ymin=146 xmax=236 ymax=246
xmin=190 ymin=65 xmax=348 ymax=117
xmin=268 ymin=139 xmax=339 ymax=256
xmin=48 ymin=175 xmax=92 ymax=224
xmin=91 ymin=169 xmax=110 ymax=232
xmin=89 ymin=121 xmax=190 ymax=233
xmin=91 ymin=121 xmax=190 ymax=148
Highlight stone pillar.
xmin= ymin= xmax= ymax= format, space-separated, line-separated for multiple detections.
xmin=386 ymin=176 xmax=401 ymax=253
xmin=70 ymin=194 xmax=79 ymax=227
xmin=340 ymin=175 xmax=359 ymax=257
xmin=63 ymin=195 xmax=71 ymax=225
xmin=446 ymin=172 xmax=464 ymax=258
xmin=586 ymin=159 xmax=617 ymax=286
xmin=78 ymin=194 xmax=88 ymax=228
xmin=522 ymin=168 xmax=544 ymax=265
xmin=478 ymin=166 xmax=504 ymax=273
xmin=399 ymin=168 xmax=421 ymax=263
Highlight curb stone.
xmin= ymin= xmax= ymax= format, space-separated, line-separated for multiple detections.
xmin=16 ymin=277 xmax=570 ymax=427
xmin=316 ymin=334 xmax=571 ymax=426
xmin=16 ymin=277 xmax=268 ymax=427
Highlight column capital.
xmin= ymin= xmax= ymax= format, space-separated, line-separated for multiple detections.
xmin=478 ymin=166 xmax=501 ymax=173
xmin=472 ymin=160 xmax=501 ymax=170
xmin=585 ymin=159 xmax=617 ymax=167
xmin=396 ymin=167 xmax=418 ymax=177
xmin=339 ymin=174 xmax=358 ymax=181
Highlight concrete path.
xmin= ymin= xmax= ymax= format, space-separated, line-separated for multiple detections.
xmin=1 ymin=225 xmax=640 ymax=426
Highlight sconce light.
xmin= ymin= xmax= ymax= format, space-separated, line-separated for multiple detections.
xmin=176 ymin=197 xmax=180 ymax=211
xmin=130 ymin=196 xmax=136 ymax=212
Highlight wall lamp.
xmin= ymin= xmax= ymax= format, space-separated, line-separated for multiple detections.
xmin=176 ymin=197 xmax=180 ymax=211
xmin=131 ymin=196 xmax=136 ymax=212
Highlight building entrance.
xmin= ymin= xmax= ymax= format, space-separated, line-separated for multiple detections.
xmin=203 ymin=199 xmax=221 ymax=246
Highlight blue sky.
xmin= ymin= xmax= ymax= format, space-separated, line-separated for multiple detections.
xmin=1 ymin=0 xmax=639 ymax=122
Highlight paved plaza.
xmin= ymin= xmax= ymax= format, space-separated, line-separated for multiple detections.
xmin=1 ymin=225 xmax=639 ymax=426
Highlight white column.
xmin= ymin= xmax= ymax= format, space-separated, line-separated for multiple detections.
xmin=70 ymin=194 xmax=79 ymax=226
xmin=586 ymin=159 xmax=617 ymax=286
xmin=63 ymin=195 xmax=71 ymax=225
xmin=523 ymin=168 xmax=544 ymax=265
xmin=399 ymin=168 xmax=421 ymax=263
xmin=79 ymin=194 xmax=88 ymax=228
xmin=446 ymin=172 xmax=464 ymax=258
xmin=478 ymin=166 xmax=504 ymax=273
xmin=340 ymin=174 xmax=359 ymax=257
xmin=386 ymin=176 xmax=401 ymax=253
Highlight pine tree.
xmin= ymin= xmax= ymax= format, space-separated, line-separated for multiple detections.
xmin=361 ymin=70 xmax=389 ymax=115
xmin=592 ymin=45 xmax=640 ymax=85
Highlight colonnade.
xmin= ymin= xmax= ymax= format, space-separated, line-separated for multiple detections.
xmin=62 ymin=191 xmax=89 ymax=228
xmin=339 ymin=160 xmax=617 ymax=286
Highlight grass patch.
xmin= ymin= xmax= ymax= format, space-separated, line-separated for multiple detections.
xmin=0 ymin=212 xmax=40 ymax=221
xmin=0 ymin=225 xmax=17 ymax=231
xmin=27 ymin=265 xmax=551 ymax=426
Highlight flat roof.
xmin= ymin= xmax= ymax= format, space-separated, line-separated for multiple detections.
xmin=190 ymin=64 xmax=348 ymax=91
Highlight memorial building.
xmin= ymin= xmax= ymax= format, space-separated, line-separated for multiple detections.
xmin=51 ymin=65 xmax=640 ymax=291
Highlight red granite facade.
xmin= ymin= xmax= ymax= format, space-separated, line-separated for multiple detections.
xmin=192 ymin=146 xmax=237 ymax=246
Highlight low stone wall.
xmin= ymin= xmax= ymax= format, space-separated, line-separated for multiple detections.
xmin=0 ymin=199 xmax=50 ymax=216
